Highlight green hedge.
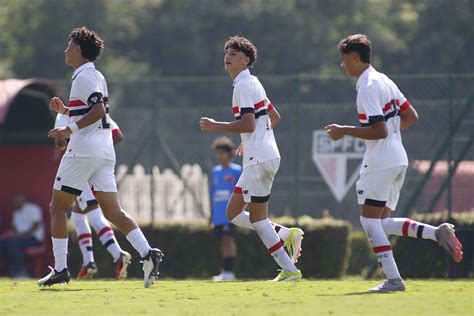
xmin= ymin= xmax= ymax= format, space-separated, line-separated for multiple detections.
xmin=347 ymin=212 xmax=474 ymax=278
xmin=67 ymin=216 xmax=351 ymax=279
xmin=67 ymin=212 xmax=473 ymax=279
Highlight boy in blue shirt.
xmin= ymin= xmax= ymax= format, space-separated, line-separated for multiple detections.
xmin=209 ymin=137 xmax=242 ymax=281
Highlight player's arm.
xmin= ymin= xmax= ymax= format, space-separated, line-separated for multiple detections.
xmin=48 ymin=95 xmax=106 ymax=140
xmin=109 ymin=117 xmax=124 ymax=145
xmin=55 ymin=139 xmax=68 ymax=149
xmin=326 ymin=88 xmax=388 ymax=141
xmin=200 ymin=113 xmax=255 ymax=133
xmin=268 ymin=103 xmax=281 ymax=128
xmin=112 ymin=129 xmax=124 ymax=145
xmin=325 ymin=121 xmax=388 ymax=141
xmin=399 ymin=102 xmax=419 ymax=130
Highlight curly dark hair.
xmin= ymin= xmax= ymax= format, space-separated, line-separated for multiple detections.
xmin=338 ymin=34 xmax=372 ymax=63
xmin=225 ymin=35 xmax=258 ymax=67
xmin=212 ymin=136 xmax=235 ymax=154
xmin=69 ymin=27 xmax=104 ymax=61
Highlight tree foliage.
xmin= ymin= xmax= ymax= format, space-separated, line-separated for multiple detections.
xmin=0 ymin=0 xmax=472 ymax=79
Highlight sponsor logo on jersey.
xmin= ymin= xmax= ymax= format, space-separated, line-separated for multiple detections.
xmin=312 ymin=130 xmax=365 ymax=202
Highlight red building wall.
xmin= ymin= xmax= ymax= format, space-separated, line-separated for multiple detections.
xmin=0 ymin=146 xmax=59 ymax=228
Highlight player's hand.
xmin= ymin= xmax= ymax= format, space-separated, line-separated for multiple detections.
xmin=199 ymin=117 xmax=217 ymax=132
xmin=235 ymin=143 xmax=243 ymax=156
xmin=49 ymin=97 xmax=67 ymax=114
xmin=48 ymin=127 xmax=72 ymax=140
xmin=324 ymin=124 xmax=346 ymax=141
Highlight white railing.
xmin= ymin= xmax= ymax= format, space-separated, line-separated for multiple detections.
xmin=116 ymin=163 xmax=210 ymax=223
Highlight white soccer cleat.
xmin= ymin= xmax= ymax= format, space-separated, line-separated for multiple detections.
xmin=116 ymin=251 xmax=132 ymax=280
xmin=212 ymin=271 xmax=235 ymax=282
xmin=141 ymin=248 xmax=164 ymax=288
xmin=368 ymin=278 xmax=406 ymax=292
xmin=284 ymin=228 xmax=304 ymax=263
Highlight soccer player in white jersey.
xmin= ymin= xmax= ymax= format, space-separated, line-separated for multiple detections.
xmin=200 ymin=36 xmax=302 ymax=281
xmin=325 ymin=34 xmax=463 ymax=292
xmin=54 ymin=113 xmax=132 ymax=280
xmin=38 ymin=27 xmax=163 ymax=288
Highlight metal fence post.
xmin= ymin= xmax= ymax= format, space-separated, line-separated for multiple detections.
xmin=447 ymin=75 xmax=453 ymax=219
xmin=291 ymin=78 xmax=301 ymax=215
xmin=150 ymin=86 xmax=158 ymax=224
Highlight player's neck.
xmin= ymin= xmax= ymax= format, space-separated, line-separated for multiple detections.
xmin=71 ymin=59 xmax=90 ymax=71
xmin=229 ymin=67 xmax=248 ymax=81
xmin=221 ymin=161 xmax=232 ymax=168
xmin=355 ymin=64 xmax=371 ymax=78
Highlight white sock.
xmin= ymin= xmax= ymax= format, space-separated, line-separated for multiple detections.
xmin=71 ymin=212 xmax=94 ymax=265
xmin=52 ymin=237 xmax=68 ymax=271
xmin=252 ymin=219 xmax=297 ymax=272
xmin=272 ymin=223 xmax=291 ymax=240
xmin=360 ymin=216 xmax=401 ymax=280
xmin=231 ymin=211 xmax=291 ymax=240
xmin=381 ymin=217 xmax=437 ymax=241
xmin=126 ymin=228 xmax=151 ymax=258
xmin=87 ymin=207 xmax=123 ymax=261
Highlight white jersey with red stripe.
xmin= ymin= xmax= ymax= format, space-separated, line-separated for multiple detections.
xmin=54 ymin=114 xmax=121 ymax=136
xmin=65 ymin=62 xmax=115 ymax=161
xmin=232 ymin=69 xmax=280 ymax=168
xmin=356 ymin=65 xmax=409 ymax=173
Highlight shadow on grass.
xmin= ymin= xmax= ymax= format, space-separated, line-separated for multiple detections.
xmin=343 ymin=291 xmax=392 ymax=296
xmin=313 ymin=291 xmax=394 ymax=297
xmin=39 ymin=288 xmax=83 ymax=292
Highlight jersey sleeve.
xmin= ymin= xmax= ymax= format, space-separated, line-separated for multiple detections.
xmin=357 ymin=88 xmax=384 ymax=125
xmin=75 ymin=75 xmax=104 ymax=107
xmin=108 ymin=117 xmax=121 ymax=134
xmin=397 ymin=91 xmax=411 ymax=112
xmin=234 ymin=82 xmax=255 ymax=114
xmin=54 ymin=113 xmax=70 ymax=128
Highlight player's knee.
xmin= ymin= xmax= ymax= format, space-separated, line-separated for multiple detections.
xmin=226 ymin=206 xmax=238 ymax=221
xmin=49 ymin=202 xmax=68 ymax=215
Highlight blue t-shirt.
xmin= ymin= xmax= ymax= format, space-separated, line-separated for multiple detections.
xmin=210 ymin=163 xmax=242 ymax=225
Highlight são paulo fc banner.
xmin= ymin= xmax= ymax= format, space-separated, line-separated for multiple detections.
xmin=312 ymin=130 xmax=365 ymax=202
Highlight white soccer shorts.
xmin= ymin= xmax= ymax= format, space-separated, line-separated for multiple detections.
xmin=356 ymin=165 xmax=407 ymax=210
xmin=234 ymin=158 xmax=280 ymax=203
xmin=76 ymin=185 xmax=97 ymax=211
xmin=53 ymin=157 xmax=117 ymax=196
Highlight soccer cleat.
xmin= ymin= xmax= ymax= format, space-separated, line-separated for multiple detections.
xmin=37 ymin=267 xmax=71 ymax=287
xmin=77 ymin=262 xmax=98 ymax=279
xmin=212 ymin=271 xmax=235 ymax=282
xmin=284 ymin=228 xmax=304 ymax=263
xmin=116 ymin=251 xmax=132 ymax=280
xmin=435 ymin=223 xmax=463 ymax=263
xmin=368 ymin=278 xmax=406 ymax=292
xmin=141 ymin=248 xmax=164 ymax=288
xmin=272 ymin=269 xmax=302 ymax=282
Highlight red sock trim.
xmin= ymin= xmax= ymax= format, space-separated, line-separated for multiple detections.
xmin=402 ymin=220 xmax=411 ymax=237
xmin=78 ymin=233 xmax=92 ymax=241
xmin=80 ymin=240 xmax=91 ymax=245
xmin=373 ymin=245 xmax=392 ymax=253
xmin=233 ymin=186 xmax=243 ymax=194
xmin=267 ymin=241 xmax=283 ymax=254
xmin=98 ymin=226 xmax=113 ymax=238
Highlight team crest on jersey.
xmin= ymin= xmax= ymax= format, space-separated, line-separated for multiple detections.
xmin=225 ymin=175 xmax=233 ymax=183
xmin=312 ymin=130 xmax=365 ymax=202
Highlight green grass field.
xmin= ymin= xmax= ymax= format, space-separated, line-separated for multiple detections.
xmin=0 ymin=278 xmax=472 ymax=315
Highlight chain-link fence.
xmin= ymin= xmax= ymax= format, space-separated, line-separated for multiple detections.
xmin=55 ymin=73 xmax=474 ymax=225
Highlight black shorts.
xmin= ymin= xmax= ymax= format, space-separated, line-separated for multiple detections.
xmin=213 ymin=223 xmax=236 ymax=239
